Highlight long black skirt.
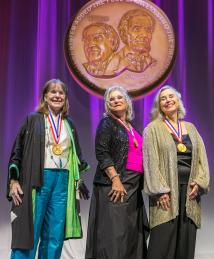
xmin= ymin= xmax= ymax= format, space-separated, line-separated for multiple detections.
xmin=147 ymin=184 xmax=197 ymax=259
xmin=85 ymin=171 xmax=149 ymax=259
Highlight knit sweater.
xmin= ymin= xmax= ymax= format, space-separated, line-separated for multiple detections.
xmin=143 ymin=119 xmax=210 ymax=228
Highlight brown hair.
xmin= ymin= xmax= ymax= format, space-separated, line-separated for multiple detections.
xmin=36 ymin=79 xmax=69 ymax=118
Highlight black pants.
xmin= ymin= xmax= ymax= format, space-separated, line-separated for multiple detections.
xmin=147 ymin=184 xmax=197 ymax=259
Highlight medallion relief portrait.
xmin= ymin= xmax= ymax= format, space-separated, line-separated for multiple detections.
xmin=82 ymin=23 xmax=120 ymax=77
xmin=65 ymin=0 xmax=176 ymax=97
xmin=82 ymin=9 xmax=156 ymax=78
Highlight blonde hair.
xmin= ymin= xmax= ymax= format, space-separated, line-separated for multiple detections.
xmin=150 ymin=85 xmax=186 ymax=121
xmin=104 ymin=85 xmax=134 ymax=121
xmin=36 ymin=79 xmax=69 ymax=118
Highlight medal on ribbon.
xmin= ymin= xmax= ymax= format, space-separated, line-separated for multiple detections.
xmin=164 ymin=118 xmax=187 ymax=153
xmin=47 ymin=112 xmax=63 ymax=155
xmin=52 ymin=144 xmax=63 ymax=156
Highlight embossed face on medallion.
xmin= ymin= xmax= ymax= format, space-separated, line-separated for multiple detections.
xmin=129 ymin=16 xmax=153 ymax=52
xmin=110 ymin=9 xmax=156 ymax=74
xmin=82 ymin=23 xmax=119 ymax=77
xmin=119 ymin=10 xmax=154 ymax=54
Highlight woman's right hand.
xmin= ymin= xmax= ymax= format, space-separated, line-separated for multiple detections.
xmin=108 ymin=176 xmax=127 ymax=203
xmin=10 ymin=180 xmax=23 ymax=206
xmin=157 ymin=193 xmax=170 ymax=211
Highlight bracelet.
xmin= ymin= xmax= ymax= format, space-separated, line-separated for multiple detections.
xmin=110 ymin=174 xmax=120 ymax=181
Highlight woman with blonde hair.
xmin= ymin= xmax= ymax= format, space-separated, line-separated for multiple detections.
xmin=143 ymin=85 xmax=210 ymax=259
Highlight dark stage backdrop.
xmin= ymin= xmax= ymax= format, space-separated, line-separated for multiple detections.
xmin=0 ymin=0 xmax=213 ymax=258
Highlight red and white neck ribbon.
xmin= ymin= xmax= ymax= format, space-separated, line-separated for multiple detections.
xmin=47 ymin=112 xmax=62 ymax=144
xmin=110 ymin=113 xmax=139 ymax=147
xmin=163 ymin=118 xmax=183 ymax=143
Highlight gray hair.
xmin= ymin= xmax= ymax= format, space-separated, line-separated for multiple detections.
xmin=104 ymin=85 xmax=134 ymax=121
xmin=150 ymin=85 xmax=186 ymax=121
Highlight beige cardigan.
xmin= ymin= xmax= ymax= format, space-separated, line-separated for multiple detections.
xmin=143 ymin=119 xmax=210 ymax=229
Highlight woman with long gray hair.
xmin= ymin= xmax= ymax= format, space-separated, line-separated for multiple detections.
xmin=85 ymin=85 xmax=149 ymax=259
xmin=143 ymin=85 xmax=210 ymax=259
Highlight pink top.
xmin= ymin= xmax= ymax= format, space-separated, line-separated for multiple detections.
xmin=126 ymin=127 xmax=143 ymax=173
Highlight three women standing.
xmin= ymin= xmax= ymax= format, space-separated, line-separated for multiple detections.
xmin=8 ymin=81 xmax=209 ymax=259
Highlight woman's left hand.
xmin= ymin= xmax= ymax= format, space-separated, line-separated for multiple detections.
xmin=108 ymin=176 xmax=127 ymax=203
xmin=77 ymin=179 xmax=90 ymax=200
xmin=157 ymin=193 xmax=170 ymax=210
xmin=189 ymin=182 xmax=199 ymax=200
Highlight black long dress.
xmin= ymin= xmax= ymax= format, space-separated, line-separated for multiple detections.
xmin=85 ymin=116 xmax=149 ymax=259
xmin=147 ymin=134 xmax=197 ymax=259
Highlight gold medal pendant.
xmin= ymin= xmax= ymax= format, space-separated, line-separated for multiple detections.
xmin=52 ymin=144 xmax=63 ymax=155
xmin=177 ymin=143 xmax=187 ymax=153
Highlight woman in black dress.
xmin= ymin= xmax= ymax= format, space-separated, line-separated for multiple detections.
xmin=85 ymin=85 xmax=149 ymax=259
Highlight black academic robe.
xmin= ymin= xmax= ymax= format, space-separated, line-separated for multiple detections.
xmin=7 ymin=112 xmax=88 ymax=249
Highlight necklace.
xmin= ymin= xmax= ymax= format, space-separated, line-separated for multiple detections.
xmin=47 ymin=111 xmax=63 ymax=155
xmin=163 ymin=118 xmax=187 ymax=152
xmin=45 ymin=117 xmax=70 ymax=169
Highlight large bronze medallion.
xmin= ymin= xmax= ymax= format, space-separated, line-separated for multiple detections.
xmin=65 ymin=0 xmax=176 ymax=98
